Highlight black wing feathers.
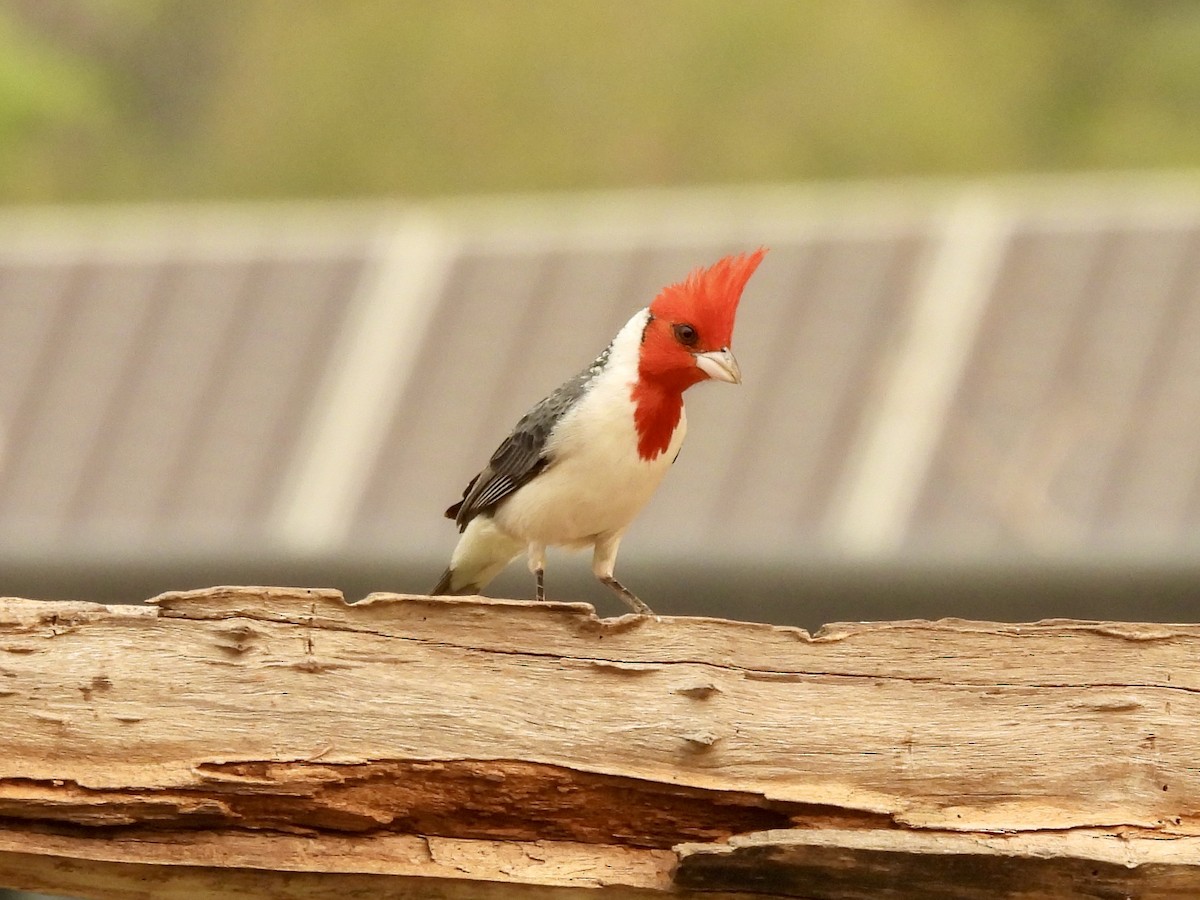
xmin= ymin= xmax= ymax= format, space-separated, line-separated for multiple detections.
xmin=449 ymin=413 xmax=552 ymax=531
xmin=442 ymin=474 xmax=477 ymax=520
xmin=446 ymin=353 xmax=604 ymax=531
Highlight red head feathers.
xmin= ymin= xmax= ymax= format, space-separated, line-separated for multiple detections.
xmin=633 ymin=248 xmax=766 ymax=459
xmin=647 ymin=248 xmax=765 ymax=352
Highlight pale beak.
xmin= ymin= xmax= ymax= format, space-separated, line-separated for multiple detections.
xmin=694 ymin=347 xmax=742 ymax=384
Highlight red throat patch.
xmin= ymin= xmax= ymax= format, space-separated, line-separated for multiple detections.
xmin=631 ymin=249 xmax=766 ymax=460
xmin=632 ymin=385 xmax=685 ymax=461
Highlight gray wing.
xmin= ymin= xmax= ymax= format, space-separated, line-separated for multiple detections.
xmin=445 ymin=354 xmax=605 ymax=531
xmin=446 ymin=425 xmax=549 ymax=530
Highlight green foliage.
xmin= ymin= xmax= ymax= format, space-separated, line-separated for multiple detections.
xmin=1 ymin=0 xmax=1199 ymax=203
xmin=0 ymin=12 xmax=112 ymax=201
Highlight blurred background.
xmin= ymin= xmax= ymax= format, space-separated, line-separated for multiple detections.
xmin=3 ymin=1 xmax=1200 ymax=897
xmin=3 ymin=0 xmax=1200 ymax=628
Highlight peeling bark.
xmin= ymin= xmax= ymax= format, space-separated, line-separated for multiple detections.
xmin=0 ymin=586 xmax=1199 ymax=898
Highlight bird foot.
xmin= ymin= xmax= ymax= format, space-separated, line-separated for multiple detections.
xmin=534 ymin=568 xmax=545 ymax=603
xmin=599 ymin=576 xmax=654 ymax=616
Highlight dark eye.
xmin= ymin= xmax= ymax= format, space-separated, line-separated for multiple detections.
xmin=672 ymin=323 xmax=698 ymax=347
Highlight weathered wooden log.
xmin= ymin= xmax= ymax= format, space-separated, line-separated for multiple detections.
xmin=0 ymin=586 xmax=1197 ymax=898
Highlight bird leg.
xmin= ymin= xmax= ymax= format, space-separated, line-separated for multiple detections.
xmin=599 ymin=576 xmax=654 ymax=615
xmin=592 ymin=534 xmax=654 ymax=615
xmin=528 ymin=542 xmax=547 ymax=602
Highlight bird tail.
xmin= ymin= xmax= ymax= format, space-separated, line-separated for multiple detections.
xmin=430 ymin=567 xmax=480 ymax=596
xmin=430 ymin=516 xmax=523 ymax=596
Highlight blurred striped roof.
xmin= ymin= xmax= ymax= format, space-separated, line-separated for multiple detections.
xmin=2 ymin=175 xmax=1200 ymax=587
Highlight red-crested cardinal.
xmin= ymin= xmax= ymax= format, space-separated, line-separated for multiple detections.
xmin=431 ymin=249 xmax=766 ymax=614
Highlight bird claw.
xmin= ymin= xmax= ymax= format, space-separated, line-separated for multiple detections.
xmin=599 ymin=576 xmax=655 ymax=616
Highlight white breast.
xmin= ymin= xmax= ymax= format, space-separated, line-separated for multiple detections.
xmin=493 ymin=309 xmax=686 ymax=548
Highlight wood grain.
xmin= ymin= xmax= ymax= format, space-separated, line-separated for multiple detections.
xmin=1 ymin=586 xmax=1198 ymax=898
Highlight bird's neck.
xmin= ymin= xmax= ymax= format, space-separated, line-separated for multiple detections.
xmin=630 ymin=374 xmax=687 ymax=461
xmin=601 ymin=307 xmax=691 ymax=461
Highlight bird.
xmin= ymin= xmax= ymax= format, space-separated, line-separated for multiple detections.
xmin=430 ymin=249 xmax=766 ymax=615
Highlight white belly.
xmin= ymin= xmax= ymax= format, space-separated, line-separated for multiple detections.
xmin=494 ymin=400 xmax=686 ymax=548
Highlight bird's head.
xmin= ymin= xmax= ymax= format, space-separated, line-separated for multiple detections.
xmin=639 ymin=248 xmax=766 ymax=391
